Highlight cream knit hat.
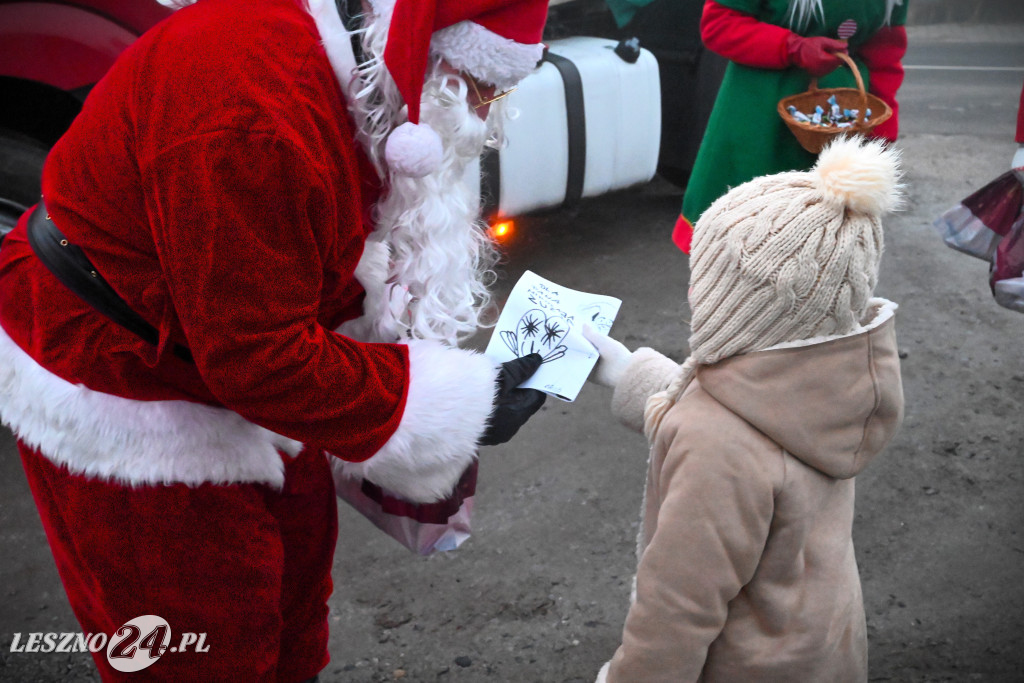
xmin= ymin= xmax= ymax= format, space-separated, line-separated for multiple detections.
xmin=644 ymin=136 xmax=903 ymax=438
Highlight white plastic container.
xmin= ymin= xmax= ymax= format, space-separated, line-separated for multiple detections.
xmin=469 ymin=36 xmax=662 ymax=218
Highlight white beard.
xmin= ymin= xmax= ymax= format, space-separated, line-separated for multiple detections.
xmin=166 ymin=0 xmax=503 ymax=347
xmin=344 ymin=12 xmax=503 ymax=346
xmin=362 ymin=73 xmax=500 ymax=345
xmin=786 ymin=0 xmax=902 ymax=30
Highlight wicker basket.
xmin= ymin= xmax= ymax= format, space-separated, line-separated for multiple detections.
xmin=777 ymin=52 xmax=892 ymax=154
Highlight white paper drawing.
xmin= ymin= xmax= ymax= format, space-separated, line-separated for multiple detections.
xmin=485 ymin=271 xmax=621 ymax=401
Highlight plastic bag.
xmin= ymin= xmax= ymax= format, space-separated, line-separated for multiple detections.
xmin=333 ymin=460 xmax=477 ymax=555
xmin=933 ymin=169 xmax=1024 ymax=312
xmin=932 ymin=170 xmax=1023 ymax=261
xmin=991 ymin=203 xmax=1024 ymax=313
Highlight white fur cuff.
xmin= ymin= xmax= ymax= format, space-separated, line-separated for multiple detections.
xmin=335 ymin=339 xmax=500 ymax=503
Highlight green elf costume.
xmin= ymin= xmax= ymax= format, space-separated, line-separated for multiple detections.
xmin=673 ymin=0 xmax=907 ymax=252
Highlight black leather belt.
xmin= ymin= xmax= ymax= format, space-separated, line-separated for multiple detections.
xmin=26 ymin=204 xmax=194 ymax=363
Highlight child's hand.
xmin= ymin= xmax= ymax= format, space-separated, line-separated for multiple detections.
xmin=582 ymin=324 xmax=632 ymax=388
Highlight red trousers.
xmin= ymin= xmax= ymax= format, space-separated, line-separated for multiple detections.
xmin=19 ymin=443 xmax=337 ymax=682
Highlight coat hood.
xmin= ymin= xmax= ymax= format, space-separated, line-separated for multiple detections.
xmin=694 ymin=298 xmax=903 ymax=479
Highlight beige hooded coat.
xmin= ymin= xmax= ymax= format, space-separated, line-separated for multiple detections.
xmin=598 ymin=299 xmax=904 ymax=683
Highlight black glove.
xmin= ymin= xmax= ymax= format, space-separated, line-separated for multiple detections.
xmin=479 ymin=353 xmax=547 ymax=446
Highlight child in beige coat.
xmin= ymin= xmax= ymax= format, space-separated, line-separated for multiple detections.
xmin=584 ymin=136 xmax=905 ymax=682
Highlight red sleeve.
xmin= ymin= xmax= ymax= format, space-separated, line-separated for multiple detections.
xmin=858 ymin=25 xmax=907 ymax=142
xmin=143 ymin=130 xmax=410 ymax=460
xmin=1017 ymin=80 xmax=1024 ymax=143
xmin=700 ymin=0 xmax=792 ymax=69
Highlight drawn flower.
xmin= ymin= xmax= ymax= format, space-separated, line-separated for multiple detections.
xmin=502 ymin=308 xmax=570 ymax=364
xmin=520 ymin=313 xmax=541 ymax=338
xmin=542 ymin=320 xmax=564 ymax=347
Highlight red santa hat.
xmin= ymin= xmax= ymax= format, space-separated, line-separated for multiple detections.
xmin=374 ymin=0 xmax=548 ymax=177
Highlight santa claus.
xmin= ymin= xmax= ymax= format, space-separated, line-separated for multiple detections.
xmin=0 ymin=0 xmax=549 ymax=680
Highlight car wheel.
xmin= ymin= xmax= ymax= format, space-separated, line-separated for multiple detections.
xmin=0 ymin=128 xmax=49 ymax=237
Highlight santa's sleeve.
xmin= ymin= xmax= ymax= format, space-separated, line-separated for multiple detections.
xmin=858 ymin=25 xmax=907 ymax=142
xmin=143 ymin=131 xmax=498 ymax=503
xmin=333 ymin=338 xmax=498 ymax=502
xmin=700 ymin=0 xmax=792 ymax=69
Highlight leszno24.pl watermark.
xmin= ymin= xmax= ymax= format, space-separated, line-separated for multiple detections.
xmin=10 ymin=615 xmax=208 ymax=673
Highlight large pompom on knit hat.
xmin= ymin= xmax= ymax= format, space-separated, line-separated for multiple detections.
xmin=644 ymin=136 xmax=904 ymax=439
xmin=370 ymin=0 xmax=549 ymax=177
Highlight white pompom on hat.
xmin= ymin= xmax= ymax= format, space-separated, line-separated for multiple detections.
xmin=814 ymin=135 xmax=904 ymax=215
xmin=370 ymin=0 xmax=548 ymax=177
xmin=643 ymin=136 xmax=904 ymax=438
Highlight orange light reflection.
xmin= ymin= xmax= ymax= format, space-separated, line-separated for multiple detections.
xmin=489 ymin=220 xmax=514 ymax=242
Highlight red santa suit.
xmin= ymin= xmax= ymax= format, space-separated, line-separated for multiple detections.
xmin=0 ymin=0 xmax=546 ymax=680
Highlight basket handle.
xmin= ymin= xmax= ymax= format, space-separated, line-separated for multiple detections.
xmin=807 ymin=51 xmax=870 ymax=129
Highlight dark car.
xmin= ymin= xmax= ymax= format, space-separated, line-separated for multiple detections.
xmin=0 ymin=0 xmax=172 ymax=232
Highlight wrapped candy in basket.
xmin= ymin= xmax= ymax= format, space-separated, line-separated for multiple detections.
xmin=777 ymin=52 xmax=891 ymax=154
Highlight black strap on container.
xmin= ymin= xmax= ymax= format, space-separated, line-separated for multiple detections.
xmin=474 ymin=50 xmax=588 ymax=216
xmin=479 ymin=147 xmax=501 ymax=220
xmin=26 ymin=204 xmax=194 ymax=364
xmin=542 ymin=50 xmax=587 ymax=208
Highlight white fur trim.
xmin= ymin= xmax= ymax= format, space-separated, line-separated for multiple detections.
xmin=308 ymin=0 xmax=360 ymax=102
xmin=0 ymin=325 xmax=303 ymax=487
xmin=761 ymin=298 xmax=898 ymax=351
xmin=385 ymin=122 xmax=444 ymax=177
xmin=431 ymin=21 xmax=544 ymax=91
xmin=336 ymin=239 xmax=392 ymax=342
xmin=353 ymin=239 xmax=391 ymax=291
xmin=335 ymin=339 xmax=500 ymax=503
